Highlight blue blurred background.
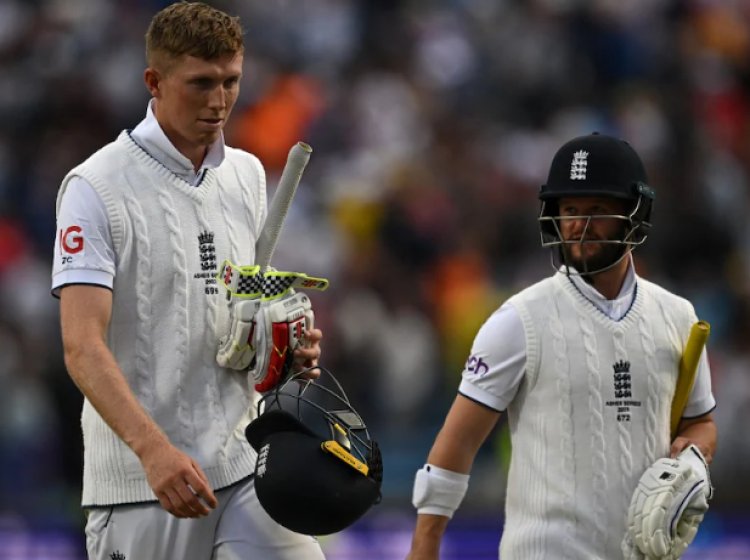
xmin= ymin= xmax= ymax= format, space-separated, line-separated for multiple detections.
xmin=1 ymin=0 xmax=750 ymax=558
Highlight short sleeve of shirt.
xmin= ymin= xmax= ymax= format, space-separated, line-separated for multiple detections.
xmin=458 ymin=302 xmax=527 ymax=412
xmin=682 ymin=348 xmax=716 ymax=418
xmin=52 ymin=177 xmax=116 ymax=297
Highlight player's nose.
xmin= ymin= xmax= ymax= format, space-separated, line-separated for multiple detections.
xmin=564 ymin=215 xmax=587 ymax=239
xmin=207 ymin=84 xmax=226 ymax=110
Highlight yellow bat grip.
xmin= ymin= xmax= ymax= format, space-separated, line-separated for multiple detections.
xmin=670 ymin=320 xmax=710 ymax=439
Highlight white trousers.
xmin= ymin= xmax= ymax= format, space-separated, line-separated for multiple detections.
xmin=84 ymin=476 xmax=325 ymax=560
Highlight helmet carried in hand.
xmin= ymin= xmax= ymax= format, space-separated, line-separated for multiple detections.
xmin=245 ymin=367 xmax=383 ymax=536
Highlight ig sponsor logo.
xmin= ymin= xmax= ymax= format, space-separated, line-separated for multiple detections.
xmin=59 ymin=225 xmax=84 ymax=264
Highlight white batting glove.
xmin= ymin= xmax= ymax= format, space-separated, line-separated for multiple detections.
xmin=217 ymin=291 xmax=315 ymax=392
xmin=668 ymin=446 xmax=712 ymax=559
xmin=251 ymin=291 xmax=314 ymax=392
xmin=216 ymin=299 xmax=262 ymax=370
xmin=626 ymin=445 xmax=712 ymax=559
xmin=621 ymin=531 xmax=646 ymax=560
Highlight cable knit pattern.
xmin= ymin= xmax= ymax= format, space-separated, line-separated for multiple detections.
xmin=233 ymin=151 xmax=265 ymax=241
xmin=217 ymin=151 xmax=267 ymax=261
xmin=549 ymin=291 xmax=576 ymax=559
xmin=613 ymin=329 xmax=634 ymax=516
xmin=652 ymin=292 xmax=682 ymax=348
xmin=124 ymin=194 xmax=155 ymax=411
xmin=157 ymin=190 xmax=194 ymax=449
xmin=646 ymin=281 xmax=694 ymax=457
xmin=501 ymin=273 xmax=697 ymax=559
xmin=637 ymin=315 xmax=661 ymax=471
xmin=196 ymin=201 xmax=229 ymax=461
xmin=217 ymin=172 xmax=243 ymax=261
xmin=57 ymin=132 xmax=262 ymax=506
xmin=578 ymin=312 xmax=607 ymax=551
xmin=252 ymin=154 xmax=267 ymax=239
xmin=529 ymin=411 xmax=548 ymax=558
xmin=195 ymin=202 xmax=220 ymax=344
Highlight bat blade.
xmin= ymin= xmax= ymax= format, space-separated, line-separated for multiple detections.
xmin=255 ymin=142 xmax=312 ymax=270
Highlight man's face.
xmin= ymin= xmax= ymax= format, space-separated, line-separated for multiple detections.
xmin=146 ymin=52 xmax=243 ymax=158
xmin=557 ymin=196 xmax=630 ymax=273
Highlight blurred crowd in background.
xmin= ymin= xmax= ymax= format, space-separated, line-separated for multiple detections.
xmin=1 ymin=0 xmax=750 ymax=556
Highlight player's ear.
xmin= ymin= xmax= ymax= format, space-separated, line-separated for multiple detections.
xmin=144 ymin=67 xmax=161 ymax=97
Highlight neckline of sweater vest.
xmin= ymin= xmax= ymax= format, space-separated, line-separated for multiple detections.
xmin=120 ymin=130 xmax=216 ymax=203
xmin=554 ymin=271 xmax=644 ymax=331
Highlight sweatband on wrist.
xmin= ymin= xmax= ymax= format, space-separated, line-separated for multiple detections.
xmin=412 ymin=463 xmax=470 ymax=518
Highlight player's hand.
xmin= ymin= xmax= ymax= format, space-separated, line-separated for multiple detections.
xmin=670 ymin=436 xmax=712 ymax=463
xmin=670 ymin=436 xmax=692 ymax=458
xmin=626 ymin=445 xmax=712 ymax=559
xmin=139 ymin=440 xmax=218 ymax=518
xmin=292 ymin=327 xmax=323 ymax=378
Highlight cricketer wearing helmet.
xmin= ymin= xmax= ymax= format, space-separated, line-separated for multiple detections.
xmin=407 ymin=133 xmax=717 ymax=560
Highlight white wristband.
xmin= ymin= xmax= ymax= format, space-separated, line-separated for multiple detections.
xmin=412 ymin=464 xmax=470 ymax=518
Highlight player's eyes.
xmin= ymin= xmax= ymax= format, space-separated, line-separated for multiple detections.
xmin=191 ymin=78 xmax=214 ymax=89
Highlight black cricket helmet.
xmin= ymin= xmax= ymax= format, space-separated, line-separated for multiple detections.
xmin=538 ymin=133 xmax=655 ymax=273
xmin=245 ymin=366 xmax=382 ymax=536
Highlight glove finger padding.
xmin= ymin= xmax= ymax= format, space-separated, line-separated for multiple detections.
xmin=252 ymin=291 xmax=314 ymax=392
xmin=216 ymin=300 xmax=262 ymax=370
xmin=627 ymin=445 xmax=711 ymax=559
xmin=215 ymin=292 xmax=312 ymax=386
xmin=669 ymin=509 xmax=702 ymax=560
xmin=216 ymin=262 xmax=328 ymax=391
xmin=621 ymin=531 xmax=647 ymax=560
xmin=671 ymin=446 xmax=712 ymax=559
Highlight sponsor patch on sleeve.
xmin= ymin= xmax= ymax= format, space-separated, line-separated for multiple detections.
xmin=59 ymin=224 xmax=85 ymax=263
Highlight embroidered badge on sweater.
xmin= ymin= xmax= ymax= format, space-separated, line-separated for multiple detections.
xmin=605 ymin=359 xmax=642 ymax=422
xmin=194 ymin=230 xmax=220 ymax=295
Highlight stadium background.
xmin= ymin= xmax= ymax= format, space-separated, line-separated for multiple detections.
xmin=1 ymin=0 xmax=749 ymax=558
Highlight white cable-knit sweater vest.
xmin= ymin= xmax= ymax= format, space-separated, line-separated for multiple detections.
xmin=501 ymin=272 xmax=697 ymax=559
xmin=56 ymin=131 xmax=267 ymax=506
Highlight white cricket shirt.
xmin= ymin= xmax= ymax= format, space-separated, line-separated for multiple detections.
xmin=52 ymin=100 xmax=225 ymax=296
xmin=459 ymin=260 xmax=716 ymax=418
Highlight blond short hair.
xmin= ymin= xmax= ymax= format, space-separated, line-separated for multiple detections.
xmin=145 ymin=2 xmax=243 ymax=71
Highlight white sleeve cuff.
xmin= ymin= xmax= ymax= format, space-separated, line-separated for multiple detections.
xmin=681 ymin=394 xmax=715 ymax=419
xmin=52 ymin=269 xmax=114 ymax=297
xmin=458 ymin=379 xmax=509 ymax=412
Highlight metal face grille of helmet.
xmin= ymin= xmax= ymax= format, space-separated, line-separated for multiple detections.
xmin=537 ymin=133 xmax=656 ymax=270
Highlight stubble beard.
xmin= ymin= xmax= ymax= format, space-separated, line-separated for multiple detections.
xmin=561 ymin=241 xmax=626 ymax=275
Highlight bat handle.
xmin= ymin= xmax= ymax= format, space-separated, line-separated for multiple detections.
xmin=255 ymin=142 xmax=312 ymax=270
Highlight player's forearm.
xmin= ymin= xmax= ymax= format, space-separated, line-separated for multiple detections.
xmin=61 ymin=286 xmax=170 ymax=459
xmin=408 ymin=514 xmax=450 ymax=559
xmin=409 ymin=395 xmax=499 ymax=560
xmin=64 ymin=339 xmax=169 ymax=458
xmin=673 ymin=414 xmax=717 ymax=463
xmin=426 ymin=395 xmax=501 ymax=474
xmin=426 ymin=430 xmax=478 ymax=474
